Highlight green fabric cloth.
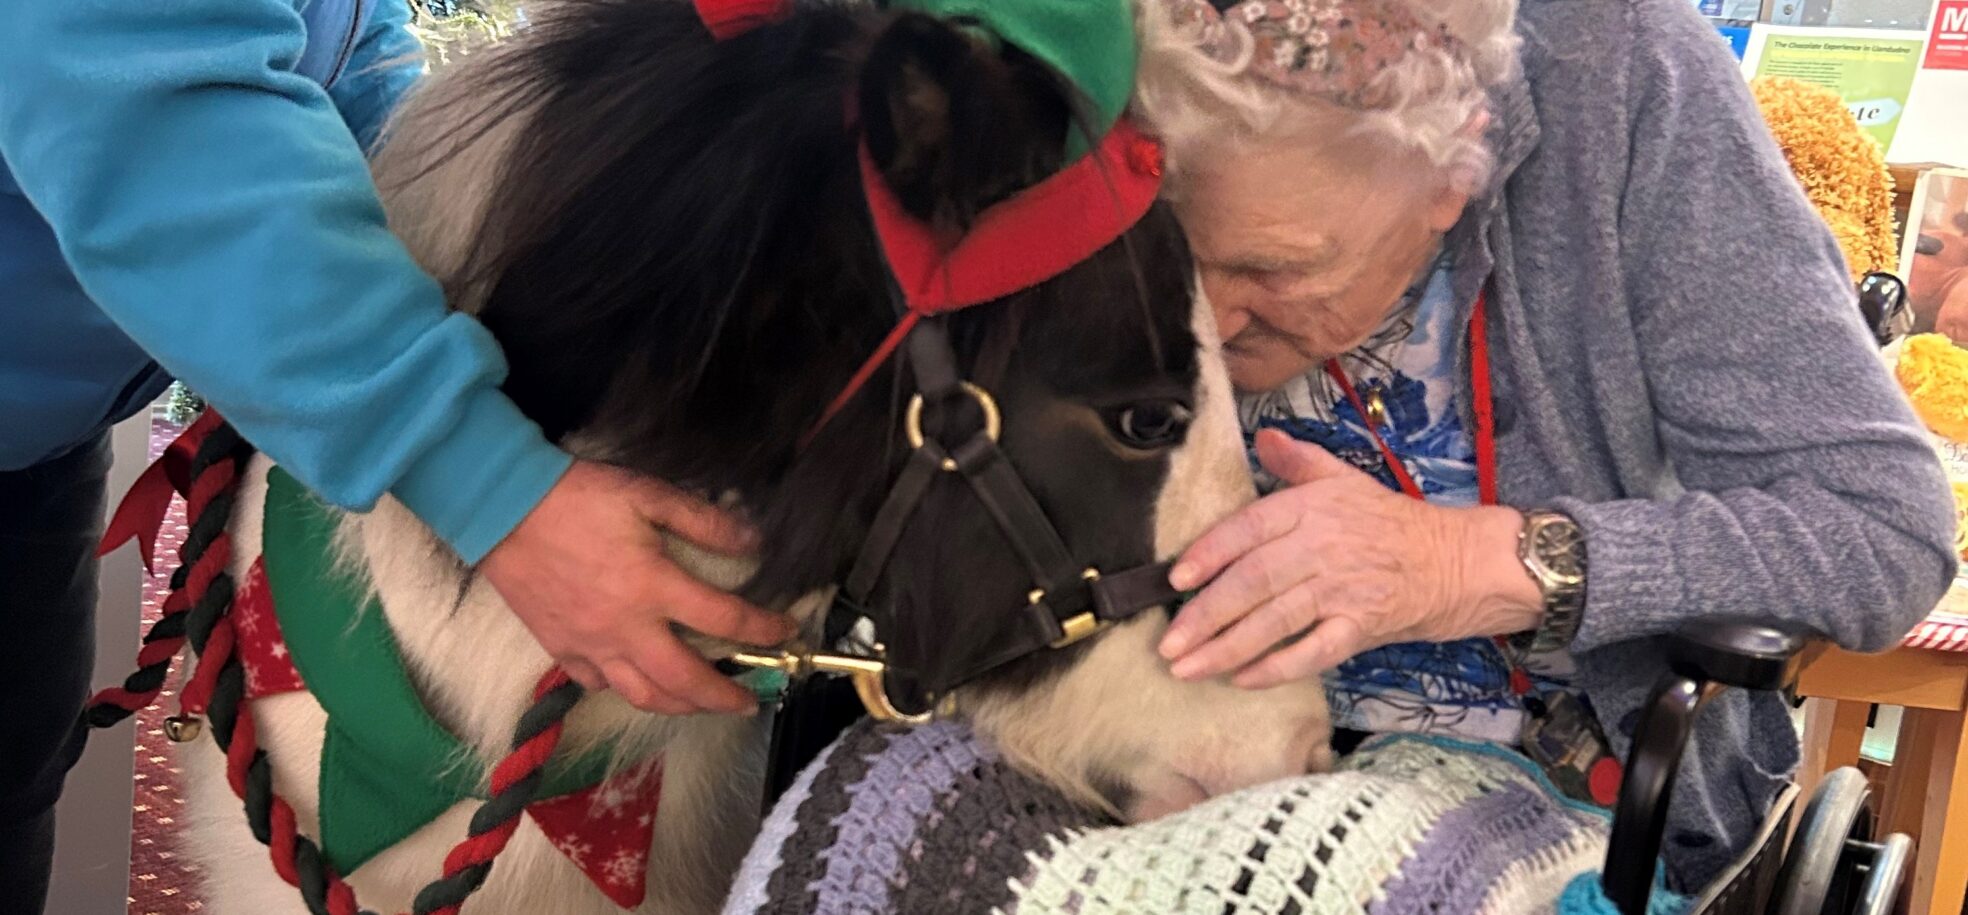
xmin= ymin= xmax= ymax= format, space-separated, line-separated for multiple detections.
xmin=741 ymin=668 xmax=790 ymax=705
xmin=891 ymin=0 xmax=1137 ymax=158
xmin=260 ymin=468 xmax=610 ymax=873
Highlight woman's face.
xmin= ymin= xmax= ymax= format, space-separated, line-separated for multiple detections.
xmin=1174 ymin=141 xmax=1470 ymax=393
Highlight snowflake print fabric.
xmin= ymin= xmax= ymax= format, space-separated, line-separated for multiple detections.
xmin=235 ymin=550 xmax=667 ymax=906
xmin=235 ymin=558 xmax=306 ymax=698
xmin=527 ymin=760 xmax=665 ymax=907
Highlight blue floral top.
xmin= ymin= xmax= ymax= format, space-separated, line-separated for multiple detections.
xmin=1238 ymin=258 xmax=1578 ymax=744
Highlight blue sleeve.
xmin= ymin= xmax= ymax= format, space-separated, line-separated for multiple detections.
xmin=331 ymin=0 xmax=426 ymax=151
xmin=0 ymin=0 xmax=570 ymax=562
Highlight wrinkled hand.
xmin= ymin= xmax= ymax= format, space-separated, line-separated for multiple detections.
xmin=480 ymin=460 xmax=795 ymax=715
xmin=1157 ymin=429 xmax=1538 ymax=689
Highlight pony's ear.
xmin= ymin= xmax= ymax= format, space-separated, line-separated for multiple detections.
xmin=858 ymin=12 xmax=1072 ymax=230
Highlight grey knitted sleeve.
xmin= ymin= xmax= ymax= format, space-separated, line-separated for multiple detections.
xmin=1558 ymin=0 xmax=1957 ymax=654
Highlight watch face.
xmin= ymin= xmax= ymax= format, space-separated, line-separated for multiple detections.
xmin=1531 ymin=516 xmax=1586 ymax=586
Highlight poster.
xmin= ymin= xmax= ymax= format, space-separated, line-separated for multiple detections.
xmin=1891 ymin=0 xmax=1968 ymax=165
xmin=1928 ymin=0 xmax=1968 ymax=69
xmin=1898 ymin=168 xmax=1968 ymax=339
xmin=1743 ymin=26 xmax=1927 ymax=150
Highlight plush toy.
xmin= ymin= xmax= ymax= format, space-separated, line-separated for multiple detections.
xmin=1898 ymin=334 xmax=1968 ymax=442
xmin=1893 ymin=333 xmax=1968 ymax=558
xmin=1750 ymin=75 xmax=1899 ymax=281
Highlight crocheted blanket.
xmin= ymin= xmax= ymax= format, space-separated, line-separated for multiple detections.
xmin=724 ymin=721 xmax=1637 ymax=914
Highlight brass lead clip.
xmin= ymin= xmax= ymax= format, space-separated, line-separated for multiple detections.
xmin=726 ymin=646 xmax=933 ymax=724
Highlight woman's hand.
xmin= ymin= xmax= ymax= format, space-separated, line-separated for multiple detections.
xmin=479 ymin=460 xmax=797 ymax=715
xmin=1157 ymin=429 xmax=1542 ymax=689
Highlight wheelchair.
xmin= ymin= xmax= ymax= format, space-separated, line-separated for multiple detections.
xmin=1602 ymin=619 xmax=1915 ymax=915
xmin=1605 ymin=271 xmax=1926 ymax=915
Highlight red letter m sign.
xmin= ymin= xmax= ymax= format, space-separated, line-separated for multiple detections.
xmin=1927 ymin=0 xmax=1968 ymax=68
xmin=1944 ymin=4 xmax=1968 ymax=35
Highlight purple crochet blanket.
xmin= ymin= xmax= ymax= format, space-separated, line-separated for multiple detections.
xmin=721 ymin=720 xmax=1621 ymax=914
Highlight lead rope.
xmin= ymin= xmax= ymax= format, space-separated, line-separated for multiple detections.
xmin=79 ymin=413 xmax=586 ymax=915
xmin=83 ymin=420 xmax=246 ymax=729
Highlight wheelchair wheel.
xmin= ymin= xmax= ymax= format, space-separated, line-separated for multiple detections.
xmin=1773 ymin=768 xmax=1875 ymax=915
xmin=1851 ymin=833 xmax=1913 ymax=915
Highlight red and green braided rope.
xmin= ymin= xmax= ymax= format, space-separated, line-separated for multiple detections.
xmin=81 ymin=415 xmax=588 ymax=915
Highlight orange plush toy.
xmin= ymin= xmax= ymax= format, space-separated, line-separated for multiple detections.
xmin=1750 ymin=75 xmax=1899 ymax=281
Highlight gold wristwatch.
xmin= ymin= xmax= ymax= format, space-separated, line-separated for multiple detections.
xmin=1512 ymin=510 xmax=1587 ymax=655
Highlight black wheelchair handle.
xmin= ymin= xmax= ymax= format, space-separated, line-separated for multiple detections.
xmin=1667 ymin=618 xmax=1820 ymax=692
xmin=1603 ymin=618 xmax=1822 ymax=915
xmin=1604 ymin=674 xmax=1707 ymax=914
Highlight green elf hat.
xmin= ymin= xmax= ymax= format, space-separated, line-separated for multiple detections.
xmin=691 ymin=0 xmax=1165 ymax=435
xmin=885 ymin=0 xmax=1138 ymax=157
xmin=692 ymin=0 xmax=1139 ymax=158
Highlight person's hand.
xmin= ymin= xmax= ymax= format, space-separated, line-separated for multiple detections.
xmin=1156 ymin=429 xmax=1541 ymax=689
xmin=479 ymin=460 xmax=796 ymax=715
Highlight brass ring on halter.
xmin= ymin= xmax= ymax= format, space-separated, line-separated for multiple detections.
xmin=904 ymin=381 xmax=1002 ymax=472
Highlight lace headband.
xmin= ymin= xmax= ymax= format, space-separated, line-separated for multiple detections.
xmin=1170 ymin=0 xmax=1468 ymax=109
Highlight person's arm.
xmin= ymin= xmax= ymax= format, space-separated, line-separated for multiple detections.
xmin=1158 ymin=0 xmax=1955 ymax=686
xmin=0 ymin=0 xmax=792 ymax=713
xmin=0 ymin=0 xmax=562 ymax=563
xmin=330 ymin=0 xmax=426 ymax=153
xmin=1558 ymin=0 xmax=1957 ymax=654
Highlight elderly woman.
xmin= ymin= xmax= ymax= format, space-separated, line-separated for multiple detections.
xmin=727 ymin=0 xmax=1960 ymax=908
xmin=1135 ymin=0 xmax=1958 ymax=890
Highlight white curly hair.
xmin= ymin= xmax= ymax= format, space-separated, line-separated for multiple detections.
xmin=1132 ymin=0 xmax=1521 ymax=196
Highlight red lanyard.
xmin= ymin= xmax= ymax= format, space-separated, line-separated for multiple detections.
xmin=1322 ymin=290 xmax=1531 ymax=697
xmin=1322 ymin=291 xmax=1496 ymax=506
xmin=1326 ymin=300 xmax=1626 ymax=806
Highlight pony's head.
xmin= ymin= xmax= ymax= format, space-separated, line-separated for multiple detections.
xmin=374 ymin=0 xmax=1329 ymax=820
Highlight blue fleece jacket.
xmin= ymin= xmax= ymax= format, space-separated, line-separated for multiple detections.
xmin=0 ymin=0 xmax=570 ymax=562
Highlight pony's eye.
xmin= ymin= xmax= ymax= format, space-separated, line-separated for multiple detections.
xmin=1108 ymin=401 xmax=1193 ymax=450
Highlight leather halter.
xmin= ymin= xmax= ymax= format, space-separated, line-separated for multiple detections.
xmin=730 ymin=298 xmax=1185 ymax=722
xmin=697 ymin=0 xmax=1178 ymax=722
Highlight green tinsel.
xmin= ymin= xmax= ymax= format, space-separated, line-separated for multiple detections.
xmin=409 ymin=0 xmax=528 ymax=70
xmin=165 ymin=382 xmax=205 ymax=425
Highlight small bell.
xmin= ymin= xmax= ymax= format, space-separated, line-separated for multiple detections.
xmin=164 ymin=715 xmax=204 ymax=743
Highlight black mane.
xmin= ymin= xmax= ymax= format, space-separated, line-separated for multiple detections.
xmin=406 ymin=0 xmax=1199 ymax=633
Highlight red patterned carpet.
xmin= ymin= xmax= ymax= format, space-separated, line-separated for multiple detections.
xmin=126 ymin=411 xmax=204 ymax=914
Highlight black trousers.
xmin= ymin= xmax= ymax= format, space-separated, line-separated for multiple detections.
xmin=0 ymin=435 xmax=110 ymax=914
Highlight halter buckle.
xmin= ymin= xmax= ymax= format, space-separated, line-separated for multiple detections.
xmin=905 ymin=382 xmax=1001 ymax=472
xmin=1032 ymin=568 xmax=1108 ymax=648
xmin=726 ymin=647 xmax=933 ymax=724
xmin=1050 ymin=613 xmax=1104 ymax=648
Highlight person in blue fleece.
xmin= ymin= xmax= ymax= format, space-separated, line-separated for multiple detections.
xmin=0 ymin=0 xmax=791 ymax=908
